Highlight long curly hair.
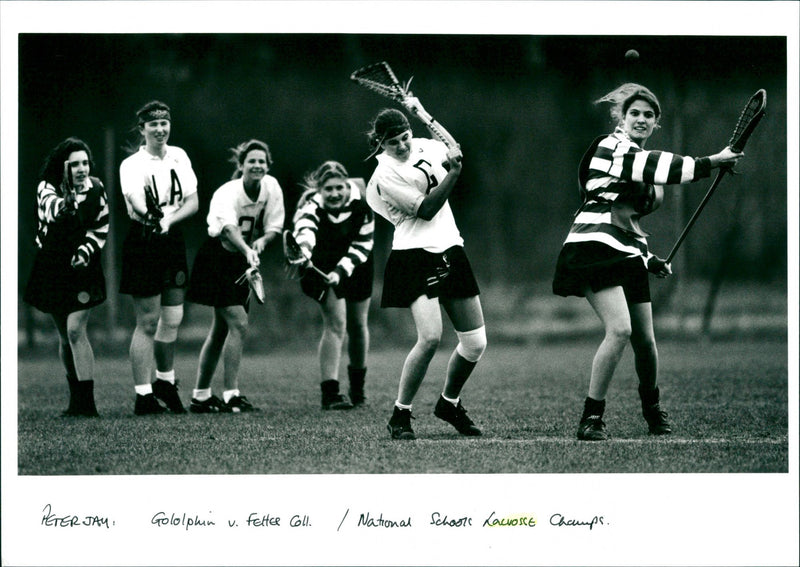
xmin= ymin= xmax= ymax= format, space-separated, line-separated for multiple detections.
xmin=38 ymin=137 xmax=95 ymax=193
xmin=595 ymin=83 xmax=661 ymax=127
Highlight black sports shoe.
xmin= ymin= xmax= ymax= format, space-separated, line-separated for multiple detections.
xmin=348 ymin=366 xmax=367 ymax=406
xmin=62 ymin=380 xmax=99 ymax=417
xmin=321 ymin=380 xmax=354 ymax=410
xmin=322 ymin=393 xmax=354 ymax=410
xmin=134 ymin=393 xmax=167 ymax=416
xmin=643 ymin=404 xmax=672 ymax=435
xmin=434 ymin=396 xmax=482 ymax=436
xmin=387 ymin=406 xmax=416 ymax=440
xmin=152 ymin=379 xmax=187 ymax=414
xmin=189 ymin=395 xmax=231 ymax=414
xmin=577 ymin=415 xmax=607 ymax=440
xmin=226 ymin=395 xmax=259 ymax=413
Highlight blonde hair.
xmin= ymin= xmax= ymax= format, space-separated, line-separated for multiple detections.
xmin=296 ymin=160 xmax=349 ymax=209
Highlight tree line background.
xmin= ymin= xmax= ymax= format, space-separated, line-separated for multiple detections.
xmin=16 ymin=34 xmax=788 ymax=349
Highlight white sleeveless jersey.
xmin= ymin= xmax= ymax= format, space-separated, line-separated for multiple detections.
xmin=366 ymin=137 xmax=463 ymax=253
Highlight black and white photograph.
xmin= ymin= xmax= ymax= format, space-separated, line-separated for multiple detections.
xmin=2 ymin=1 xmax=798 ymax=566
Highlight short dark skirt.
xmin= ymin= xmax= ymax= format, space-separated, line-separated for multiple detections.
xmin=24 ymin=247 xmax=106 ymax=315
xmin=301 ymin=256 xmax=374 ymax=304
xmin=381 ymin=246 xmax=480 ymax=308
xmin=187 ymin=237 xmax=251 ymax=309
xmin=552 ymin=242 xmax=650 ymax=304
xmin=119 ymin=222 xmax=188 ymax=297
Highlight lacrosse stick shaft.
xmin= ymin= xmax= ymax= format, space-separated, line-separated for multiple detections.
xmin=665 ymin=168 xmax=728 ymax=263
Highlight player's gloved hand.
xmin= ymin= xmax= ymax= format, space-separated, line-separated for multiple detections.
xmin=157 ymin=213 xmax=172 ymax=235
xmin=325 ymin=271 xmax=341 ymax=287
xmin=70 ymin=245 xmax=90 ymax=269
xmin=647 ymin=255 xmax=672 ymax=278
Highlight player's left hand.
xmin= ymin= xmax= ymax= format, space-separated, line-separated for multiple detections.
xmin=647 ymin=256 xmax=672 ymax=278
xmin=70 ymin=246 xmax=90 ymax=269
xmin=325 ymin=271 xmax=341 ymax=287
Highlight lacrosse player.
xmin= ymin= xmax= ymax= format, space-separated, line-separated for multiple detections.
xmin=552 ymin=83 xmax=744 ymax=440
xmin=24 ymin=137 xmax=109 ymax=417
xmin=119 ymin=100 xmax=199 ymax=415
xmin=185 ymin=139 xmax=284 ymax=413
xmin=292 ymin=160 xmax=374 ymax=410
xmin=365 ymin=106 xmax=486 ymax=440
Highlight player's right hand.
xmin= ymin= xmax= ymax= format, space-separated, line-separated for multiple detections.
xmin=444 ymin=148 xmax=463 ymax=172
xmin=402 ymin=96 xmax=424 ymax=115
xmin=245 ymin=247 xmax=260 ymax=268
xmin=711 ymin=147 xmax=744 ymax=169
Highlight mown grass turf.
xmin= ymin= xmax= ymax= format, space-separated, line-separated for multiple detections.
xmin=17 ymin=338 xmax=788 ymax=474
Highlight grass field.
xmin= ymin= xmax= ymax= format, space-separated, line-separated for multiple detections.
xmin=16 ymin=335 xmax=788 ymax=475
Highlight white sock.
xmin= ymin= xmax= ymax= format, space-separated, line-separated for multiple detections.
xmin=223 ymin=389 xmax=240 ymax=403
xmin=135 ymin=384 xmax=153 ymax=396
xmin=193 ymin=388 xmax=211 ymax=402
xmin=155 ymin=370 xmax=175 ymax=384
xmin=395 ymin=401 xmax=412 ymax=410
xmin=442 ymin=394 xmax=460 ymax=406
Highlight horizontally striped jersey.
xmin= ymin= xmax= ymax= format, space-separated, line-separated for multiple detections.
xmin=293 ymin=180 xmax=374 ymax=280
xmin=565 ymin=128 xmax=712 ymax=262
xmin=119 ymin=145 xmax=198 ymax=223
xmin=35 ymin=176 xmax=109 ymax=261
xmin=366 ymin=137 xmax=463 ymax=253
xmin=207 ymin=175 xmax=285 ymax=253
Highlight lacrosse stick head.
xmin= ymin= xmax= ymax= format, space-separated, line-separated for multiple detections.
xmin=236 ymin=266 xmax=265 ymax=304
xmin=728 ymin=89 xmax=766 ymax=153
xmin=350 ymin=61 xmax=412 ymax=102
xmin=282 ymin=230 xmax=310 ymax=280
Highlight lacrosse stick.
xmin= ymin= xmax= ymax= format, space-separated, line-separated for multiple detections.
xmin=665 ymin=89 xmax=766 ymax=263
xmin=142 ymin=175 xmax=164 ymax=237
xmin=60 ymin=160 xmax=78 ymax=216
xmin=350 ymin=61 xmax=459 ymax=150
xmin=282 ymin=230 xmax=327 ymax=280
xmin=235 ymin=266 xmax=266 ymax=304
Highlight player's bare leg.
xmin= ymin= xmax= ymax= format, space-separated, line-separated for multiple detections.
xmin=151 ymin=287 xmax=186 ymax=413
xmin=190 ymin=311 xmax=230 ymax=413
xmin=434 ymin=295 xmax=485 ymax=436
xmin=318 ymin=295 xmax=352 ymax=409
xmin=629 ymin=301 xmax=672 ymax=434
xmin=578 ymin=285 xmax=631 ymax=439
xmin=441 ymin=295 xmax=485 ymax=399
xmin=217 ymin=305 xmax=255 ymax=412
xmin=397 ymin=295 xmax=443 ymax=405
xmin=52 ymin=310 xmax=97 ymax=416
xmin=131 ymin=295 xmax=166 ymax=414
xmin=346 ymin=298 xmax=370 ymax=405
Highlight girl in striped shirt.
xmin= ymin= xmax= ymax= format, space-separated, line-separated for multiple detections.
xmin=292 ymin=161 xmax=374 ymax=410
xmin=24 ymin=137 xmax=109 ymax=417
xmin=553 ymin=83 xmax=743 ymax=441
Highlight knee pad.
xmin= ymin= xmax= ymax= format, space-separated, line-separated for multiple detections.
xmin=456 ymin=326 xmax=487 ymax=363
xmin=155 ymin=305 xmax=183 ymax=342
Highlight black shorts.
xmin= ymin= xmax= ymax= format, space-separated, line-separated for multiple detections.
xmin=553 ymin=242 xmax=651 ymax=304
xmin=24 ymin=247 xmax=106 ymax=315
xmin=119 ymin=222 xmax=189 ymax=297
xmin=300 ymin=256 xmax=374 ymax=304
xmin=381 ymin=246 xmax=480 ymax=308
xmin=186 ymin=237 xmax=251 ymax=309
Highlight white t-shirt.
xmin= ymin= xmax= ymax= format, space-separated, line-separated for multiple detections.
xmin=366 ymin=137 xmax=463 ymax=253
xmin=119 ymin=145 xmax=198 ymax=222
xmin=207 ymin=175 xmax=285 ymax=252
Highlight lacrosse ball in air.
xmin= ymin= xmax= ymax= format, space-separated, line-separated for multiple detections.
xmin=625 ymin=49 xmax=639 ymax=61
